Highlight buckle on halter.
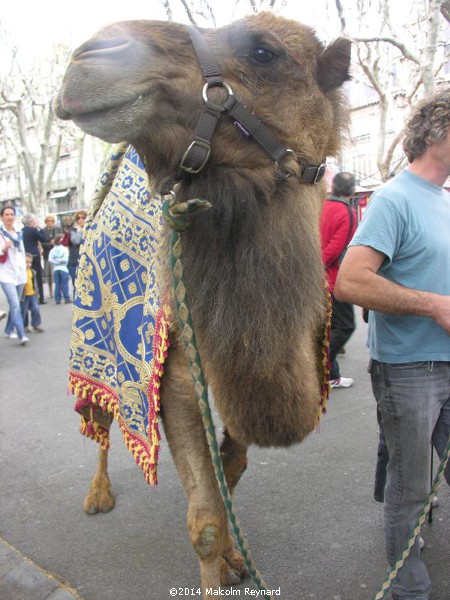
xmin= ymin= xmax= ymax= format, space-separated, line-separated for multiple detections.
xmin=301 ymin=162 xmax=326 ymax=184
xmin=313 ymin=163 xmax=326 ymax=183
xmin=180 ymin=139 xmax=211 ymax=174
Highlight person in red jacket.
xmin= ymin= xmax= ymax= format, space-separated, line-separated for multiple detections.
xmin=320 ymin=171 xmax=357 ymax=388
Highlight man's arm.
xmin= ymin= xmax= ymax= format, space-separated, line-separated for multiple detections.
xmin=32 ymin=226 xmax=49 ymax=244
xmin=334 ymin=245 xmax=450 ymax=334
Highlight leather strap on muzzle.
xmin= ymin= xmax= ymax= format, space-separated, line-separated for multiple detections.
xmin=180 ymin=26 xmax=326 ymax=184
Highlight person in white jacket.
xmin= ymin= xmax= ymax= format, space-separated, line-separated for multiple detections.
xmin=48 ymin=234 xmax=72 ymax=304
xmin=0 ymin=205 xmax=28 ymax=345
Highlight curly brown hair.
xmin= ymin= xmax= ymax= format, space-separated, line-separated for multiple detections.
xmin=403 ymin=86 xmax=450 ymax=162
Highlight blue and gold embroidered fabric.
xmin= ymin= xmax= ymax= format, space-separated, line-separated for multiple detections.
xmin=69 ymin=144 xmax=171 ymax=485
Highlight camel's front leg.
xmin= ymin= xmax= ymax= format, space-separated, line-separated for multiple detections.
xmin=219 ymin=429 xmax=249 ymax=582
xmin=161 ymin=341 xmax=244 ymax=598
xmin=84 ymin=444 xmax=116 ymax=515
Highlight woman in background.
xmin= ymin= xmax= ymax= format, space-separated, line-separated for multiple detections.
xmin=41 ymin=214 xmax=61 ymax=298
xmin=21 ymin=213 xmax=48 ymax=304
xmin=0 ymin=206 xmax=28 ymax=345
xmin=68 ymin=210 xmax=87 ymax=292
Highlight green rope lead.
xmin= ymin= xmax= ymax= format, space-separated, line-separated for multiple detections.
xmin=374 ymin=436 xmax=450 ymax=600
xmin=165 ymin=199 xmax=275 ymax=599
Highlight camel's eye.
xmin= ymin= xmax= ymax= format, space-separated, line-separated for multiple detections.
xmin=250 ymin=47 xmax=275 ymax=64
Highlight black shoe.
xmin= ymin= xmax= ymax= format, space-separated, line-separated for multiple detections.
xmin=64 ymin=298 xmax=72 ymax=304
xmin=39 ymin=300 xmax=47 ymax=305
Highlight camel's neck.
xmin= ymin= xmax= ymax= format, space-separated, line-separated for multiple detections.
xmin=174 ymin=170 xmax=326 ymax=375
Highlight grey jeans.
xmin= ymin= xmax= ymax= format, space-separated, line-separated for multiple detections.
xmin=370 ymin=359 xmax=450 ymax=600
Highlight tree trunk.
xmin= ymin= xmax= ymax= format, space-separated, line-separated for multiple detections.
xmin=76 ymin=136 xmax=85 ymax=207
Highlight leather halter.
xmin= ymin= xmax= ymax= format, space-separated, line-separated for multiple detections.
xmin=180 ymin=26 xmax=326 ymax=184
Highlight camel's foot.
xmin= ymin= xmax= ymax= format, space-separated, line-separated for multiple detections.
xmin=220 ymin=547 xmax=249 ymax=585
xmin=83 ymin=478 xmax=116 ymax=514
xmin=192 ymin=518 xmax=250 ymax=593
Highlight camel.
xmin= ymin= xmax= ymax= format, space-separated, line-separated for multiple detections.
xmin=54 ymin=12 xmax=351 ymax=598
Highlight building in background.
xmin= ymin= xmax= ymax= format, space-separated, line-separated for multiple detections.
xmin=0 ymin=135 xmax=107 ymax=222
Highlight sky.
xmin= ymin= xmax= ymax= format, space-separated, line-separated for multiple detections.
xmin=0 ymin=0 xmax=432 ymax=67
xmin=0 ymin=0 xmax=338 ymax=63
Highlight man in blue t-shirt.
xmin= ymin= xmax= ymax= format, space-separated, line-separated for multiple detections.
xmin=335 ymin=87 xmax=450 ymax=600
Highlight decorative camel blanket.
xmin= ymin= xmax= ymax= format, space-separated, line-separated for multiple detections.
xmin=68 ymin=144 xmax=331 ymax=487
xmin=68 ymin=144 xmax=172 ymax=485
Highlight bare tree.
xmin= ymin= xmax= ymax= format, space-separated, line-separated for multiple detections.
xmin=0 ymin=38 xmax=80 ymax=214
xmin=165 ymin=0 xmax=287 ymax=26
xmin=441 ymin=0 xmax=450 ymax=23
xmin=351 ymin=0 xmax=447 ymax=94
xmin=172 ymin=0 xmax=221 ymax=25
xmin=332 ymin=0 xmax=449 ymax=181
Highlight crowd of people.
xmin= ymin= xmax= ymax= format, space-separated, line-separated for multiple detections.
xmin=0 ymin=208 xmax=87 ymax=345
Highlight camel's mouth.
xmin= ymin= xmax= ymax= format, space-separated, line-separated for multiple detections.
xmin=54 ymin=94 xmax=147 ymax=142
xmin=55 ymin=94 xmax=142 ymax=121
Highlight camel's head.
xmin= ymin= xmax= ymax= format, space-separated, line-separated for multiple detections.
xmin=55 ymin=12 xmax=351 ymax=181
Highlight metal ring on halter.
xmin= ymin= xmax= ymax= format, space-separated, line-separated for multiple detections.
xmin=202 ymin=81 xmax=234 ymax=105
xmin=162 ymin=184 xmax=179 ymax=205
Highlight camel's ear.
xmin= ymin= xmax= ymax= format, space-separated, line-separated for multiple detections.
xmin=317 ymin=38 xmax=352 ymax=92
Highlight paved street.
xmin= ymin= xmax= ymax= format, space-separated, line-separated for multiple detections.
xmin=0 ymin=297 xmax=448 ymax=600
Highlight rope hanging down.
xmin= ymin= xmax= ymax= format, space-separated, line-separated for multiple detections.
xmin=374 ymin=435 xmax=450 ymax=599
xmin=163 ymin=196 xmax=276 ymax=600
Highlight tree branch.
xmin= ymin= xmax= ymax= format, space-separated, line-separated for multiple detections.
xmin=441 ymin=0 xmax=450 ymax=23
xmin=179 ymin=0 xmax=198 ymax=25
xmin=0 ymin=102 xmax=19 ymax=114
xmin=45 ymin=134 xmax=62 ymax=190
xmin=356 ymin=45 xmax=386 ymax=101
xmin=159 ymin=0 xmax=173 ymax=21
xmin=351 ymin=35 xmax=420 ymax=64
xmin=38 ymin=105 xmax=55 ymax=201
xmin=334 ymin=0 xmax=346 ymax=32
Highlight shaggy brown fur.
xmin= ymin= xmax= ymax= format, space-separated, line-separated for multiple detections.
xmin=55 ymin=12 xmax=350 ymax=597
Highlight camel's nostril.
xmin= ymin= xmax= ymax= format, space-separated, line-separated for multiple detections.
xmin=74 ymin=38 xmax=134 ymax=61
